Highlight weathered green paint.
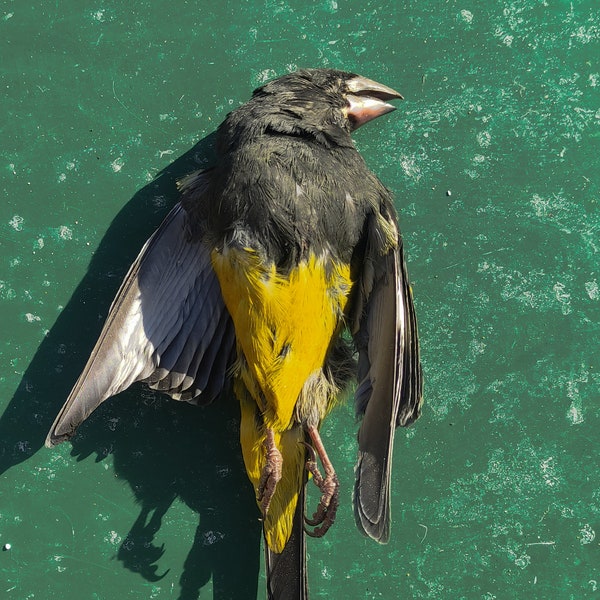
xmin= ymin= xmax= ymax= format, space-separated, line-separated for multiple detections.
xmin=1 ymin=1 xmax=598 ymax=598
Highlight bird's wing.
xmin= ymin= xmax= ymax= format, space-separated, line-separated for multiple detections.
xmin=265 ymin=471 xmax=308 ymax=600
xmin=353 ymin=236 xmax=423 ymax=542
xmin=45 ymin=200 xmax=235 ymax=447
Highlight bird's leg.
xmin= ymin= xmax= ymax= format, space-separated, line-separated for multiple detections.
xmin=303 ymin=425 xmax=339 ymax=538
xmin=258 ymin=428 xmax=282 ymax=515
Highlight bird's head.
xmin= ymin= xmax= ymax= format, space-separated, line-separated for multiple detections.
xmin=224 ymin=69 xmax=403 ymax=149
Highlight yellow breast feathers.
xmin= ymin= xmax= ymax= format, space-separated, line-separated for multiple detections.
xmin=212 ymin=246 xmax=352 ymax=431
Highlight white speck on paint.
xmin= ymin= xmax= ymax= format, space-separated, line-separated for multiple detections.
xmin=399 ymin=154 xmax=423 ymax=181
xmin=459 ymin=9 xmax=473 ymax=23
xmin=540 ymin=457 xmax=559 ymax=487
xmin=0 ymin=281 xmax=17 ymax=300
xmin=9 ymin=215 xmax=24 ymax=231
xmin=16 ymin=440 xmax=31 ymax=453
xmin=256 ymin=69 xmax=277 ymax=84
xmin=105 ymin=531 xmax=122 ymax=546
xmin=553 ymin=281 xmax=571 ymax=315
xmin=202 ymin=531 xmax=224 ymax=546
xmin=58 ymin=225 xmax=73 ymax=240
xmin=477 ymin=131 xmax=492 ymax=147
xmin=568 ymin=404 xmax=584 ymax=425
xmin=585 ymin=280 xmax=598 ymax=300
xmin=111 ymin=158 xmax=124 ymax=173
xmin=579 ymin=524 xmax=595 ymax=545
xmin=514 ymin=554 xmax=531 ymax=569
xmin=571 ymin=25 xmax=600 ymax=45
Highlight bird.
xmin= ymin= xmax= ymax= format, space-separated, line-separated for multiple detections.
xmin=46 ymin=68 xmax=423 ymax=599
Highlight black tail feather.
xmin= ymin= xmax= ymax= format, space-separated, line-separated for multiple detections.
xmin=265 ymin=477 xmax=308 ymax=600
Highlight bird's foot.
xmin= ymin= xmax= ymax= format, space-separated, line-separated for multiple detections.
xmin=258 ymin=428 xmax=282 ymax=515
xmin=303 ymin=427 xmax=339 ymax=538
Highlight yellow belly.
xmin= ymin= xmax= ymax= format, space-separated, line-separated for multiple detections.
xmin=211 ymin=245 xmax=352 ymax=552
xmin=212 ymin=246 xmax=351 ymax=430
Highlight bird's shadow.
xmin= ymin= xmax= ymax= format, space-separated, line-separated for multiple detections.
xmin=0 ymin=132 xmax=262 ymax=600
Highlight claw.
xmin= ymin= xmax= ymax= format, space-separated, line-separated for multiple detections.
xmin=258 ymin=428 xmax=282 ymax=515
xmin=301 ymin=441 xmax=323 ymax=488
xmin=302 ymin=427 xmax=339 ymax=537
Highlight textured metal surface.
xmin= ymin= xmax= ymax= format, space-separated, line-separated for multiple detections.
xmin=1 ymin=1 xmax=598 ymax=598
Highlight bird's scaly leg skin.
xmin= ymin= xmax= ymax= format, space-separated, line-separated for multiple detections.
xmin=258 ymin=428 xmax=283 ymax=515
xmin=303 ymin=426 xmax=339 ymax=538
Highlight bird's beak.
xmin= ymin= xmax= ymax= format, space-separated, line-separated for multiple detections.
xmin=344 ymin=75 xmax=403 ymax=131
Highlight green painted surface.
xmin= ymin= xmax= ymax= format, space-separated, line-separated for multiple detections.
xmin=1 ymin=1 xmax=598 ymax=598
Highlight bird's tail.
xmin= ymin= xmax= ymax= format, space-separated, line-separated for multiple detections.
xmin=265 ymin=473 xmax=308 ymax=600
xmin=237 ymin=384 xmax=308 ymax=597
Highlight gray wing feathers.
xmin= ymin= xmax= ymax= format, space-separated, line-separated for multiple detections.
xmin=353 ymin=241 xmax=422 ymax=542
xmin=45 ymin=202 xmax=234 ymax=447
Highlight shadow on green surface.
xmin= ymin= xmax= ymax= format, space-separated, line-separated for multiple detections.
xmin=0 ymin=132 xmax=262 ymax=600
